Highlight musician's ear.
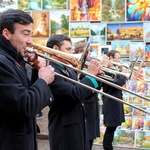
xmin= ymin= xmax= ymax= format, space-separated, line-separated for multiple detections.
xmin=53 ymin=45 xmax=59 ymax=50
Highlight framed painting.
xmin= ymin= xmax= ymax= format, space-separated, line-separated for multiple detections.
xmin=0 ymin=0 xmax=17 ymax=11
xmin=69 ymin=21 xmax=90 ymax=37
xmin=101 ymin=0 xmax=125 ymax=22
xmin=90 ymin=22 xmax=106 ymax=45
xmin=107 ymin=22 xmax=143 ymax=41
xmin=70 ymin=0 xmax=100 ymax=21
xmin=50 ymin=10 xmax=69 ymax=36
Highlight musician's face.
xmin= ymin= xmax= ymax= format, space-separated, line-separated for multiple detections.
xmin=60 ymin=40 xmax=73 ymax=54
xmin=2 ymin=23 xmax=33 ymax=57
xmin=113 ymin=52 xmax=120 ymax=62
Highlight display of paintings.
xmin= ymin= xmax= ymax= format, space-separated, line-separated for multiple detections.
xmin=31 ymin=11 xmax=50 ymax=38
xmin=69 ymin=22 xmax=90 ymax=37
xmin=132 ymin=117 xmax=144 ymax=130
xmin=70 ymin=0 xmax=100 ymax=21
xmin=145 ymin=43 xmax=150 ymax=61
xmin=124 ymin=104 xmax=133 ymax=116
xmin=129 ymin=95 xmax=143 ymax=106
xmin=135 ymin=131 xmax=150 ymax=148
xmin=101 ymin=0 xmax=125 ymax=22
xmin=144 ymin=67 xmax=150 ymax=81
xmin=126 ymin=0 xmax=150 ymax=22
xmin=111 ymin=41 xmax=130 ymax=57
xmin=18 ymin=0 xmax=42 ymax=10
xmin=90 ymin=23 xmax=106 ymax=45
xmin=113 ymin=130 xmax=134 ymax=147
xmin=107 ymin=22 xmax=143 ymax=42
xmin=129 ymin=41 xmax=145 ymax=62
xmin=131 ymin=68 xmax=144 ymax=81
xmin=132 ymin=107 xmax=146 ymax=117
xmin=90 ymin=44 xmax=99 ymax=58
xmin=42 ymin=0 xmax=67 ymax=10
xmin=50 ymin=10 xmax=69 ymax=36
xmin=0 ymin=0 xmax=18 ymax=12
xmin=144 ymin=23 xmax=150 ymax=41
xmin=136 ymin=80 xmax=148 ymax=95
xmin=121 ymin=117 xmax=132 ymax=130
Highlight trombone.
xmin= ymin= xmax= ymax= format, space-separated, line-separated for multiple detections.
xmin=26 ymin=44 xmax=150 ymax=114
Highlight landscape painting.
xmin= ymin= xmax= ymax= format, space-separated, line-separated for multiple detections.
xmin=50 ymin=10 xmax=69 ymax=36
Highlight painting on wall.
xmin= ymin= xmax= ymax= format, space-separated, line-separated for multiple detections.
xmin=69 ymin=21 xmax=90 ymax=37
xmin=42 ymin=0 xmax=67 ymax=10
xmin=0 ymin=0 xmax=18 ymax=11
xmin=107 ymin=22 xmax=144 ymax=41
xmin=126 ymin=0 xmax=150 ymax=21
xmin=111 ymin=41 xmax=130 ymax=57
xmin=90 ymin=22 xmax=106 ymax=45
xmin=144 ymin=22 xmax=150 ymax=41
xmin=70 ymin=0 xmax=100 ymax=21
xmin=145 ymin=43 xmax=150 ymax=61
xmin=31 ymin=11 xmax=50 ymax=38
xmin=50 ymin=10 xmax=69 ymax=36
xmin=101 ymin=0 xmax=125 ymax=22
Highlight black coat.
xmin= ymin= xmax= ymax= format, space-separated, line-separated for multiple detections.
xmin=48 ymin=62 xmax=100 ymax=150
xmin=0 ymin=35 xmax=53 ymax=150
xmin=102 ymin=75 xmax=126 ymax=127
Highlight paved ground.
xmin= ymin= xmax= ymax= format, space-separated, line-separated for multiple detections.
xmin=37 ymin=107 xmax=147 ymax=150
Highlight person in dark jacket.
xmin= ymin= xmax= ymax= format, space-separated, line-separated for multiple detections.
xmin=46 ymin=34 xmax=102 ymax=150
xmin=102 ymin=50 xmax=127 ymax=150
xmin=0 ymin=9 xmax=55 ymax=150
xmin=74 ymin=42 xmax=100 ymax=149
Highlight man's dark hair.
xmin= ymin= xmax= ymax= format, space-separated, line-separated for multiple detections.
xmin=107 ymin=50 xmax=120 ymax=58
xmin=0 ymin=9 xmax=33 ymax=34
xmin=46 ymin=34 xmax=71 ymax=48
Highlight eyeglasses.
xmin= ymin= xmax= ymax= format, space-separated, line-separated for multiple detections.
xmin=114 ymin=56 xmax=120 ymax=60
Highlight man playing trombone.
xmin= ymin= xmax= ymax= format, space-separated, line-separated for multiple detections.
xmin=46 ymin=34 xmax=103 ymax=150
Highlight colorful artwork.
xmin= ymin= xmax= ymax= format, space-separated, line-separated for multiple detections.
xmin=107 ymin=22 xmax=143 ymax=41
xmin=101 ymin=0 xmax=125 ymax=22
xmin=127 ymin=0 xmax=150 ymax=21
xmin=121 ymin=117 xmax=132 ymax=129
xmin=111 ymin=41 xmax=130 ymax=57
xmin=136 ymin=80 xmax=148 ymax=95
xmin=126 ymin=80 xmax=137 ymax=93
xmin=135 ymin=131 xmax=150 ymax=148
xmin=113 ymin=130 xmax=135 ymax=147
xmin=69 ymin=22 xmax=90 ymax=37
xmin=50 ymin=10 xmax=69 ymax=36
xmin=90 ymin=44 xmax=99 ymax=58
xmin=144 ymin=67 xmax=150 ymax=81
xmin=129 ymin=95 xmax=143 ymax=105
xmin=144 ymin=22 xmax=150 ymax=41
xmin=70 ymin=0 xmax=100 ymax=21
xmin=18 ymin=0 xmax=42 ymax=10
xmin=0 ymin=0 xmax=17 ymax=11
xmin=32 ymin=11 xmax=50 ymax=38
xmin=145 ymin=43 xmax=150 ymax=61
xmin=133 ymin=107 xmax=146 ymax=117
xmin=132 ymin=117 xmax=144 ymax=130
xmin=143 ymin=96 xmax=150 ymax=107
xmin=131 ymin=68 xmax=144 ymax=80
xmin=124 ymin=104 xmax=133 ymax=116
xmin=129 ymin=41 xmax=145 ymax=61
xmin=42 ymin=0 xmax=67 ymax=10
xmin=90 ymin=23 xmax=106 ymax=45
xmin=144 ymin=119 xmax=150 ymax=131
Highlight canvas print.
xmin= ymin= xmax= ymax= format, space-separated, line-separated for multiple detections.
xmin=32 ymin=39 xmax=47 ymax=46
xmin=90 ymin=44 xmax=99 ymax=58
xmin=129 ymin=95 xmax=143 ymax=106
xmin=90 ymin=23 xmax=106 ymax=45
xmin=143 ymin=96 xmax=150 ymax=107
xmin=129 ymin=41 xmax=145 ymax=62
xmin=107 ymin=22 xmax=143 ymax=41
xmin=145 ymin=43 xmax=150 ymax=61
xmin=0 ymin=0 xmax=17 ymax=11
xmin=126 ymin=80 xmax=137 ymax=93
xmin=131 ymin=68 xmax=144 ymax=81
xmin=50 ymin=10 xmax=69 ymax=36
xmin=121 ymin=117 xmax=132 ymax=130
xmin=132 ymin=117 xmax=144 ymax=130
xmin=144 ymin=22 xmax=150 ymax=41
xmin=32 ymin=11 xmax=50 ymax=38
xmin=144 ymin=67 xmax=150 ymax=81
xmin=113 ymin=130 xmax=135 ymax=147
xmin=18 ymin=0 xmax=42 ymax=10
xmin=98 ymin=45 xmax=111 ymax=59
xmin=143 ymin=118 xmax=150 ymax=131
xmin=147 ymin=82 xmax=150 ymax=96
xmin=101 ymin=0 xmax=125 ymax=22
xmin=133 ymin=107 xmax=146 ymax=117
xmin=135 ymin=131 xmax=150 ymax=148
xmin=127 ymin=0 xmax=150 ymax=21
xmin=111 ymin=41 xmax=130 ymax=57
xmin=70 ymin=0 xmax=100 ymax=21
xmin=69 ymin=22 xmax=90 ymax=37
xmin=136 ymin=80 xmax=148 ymax=95
xmin=42 ymin=0 xmax=67 ymax=10
xmin=124 ymin=104 xmax=133 ymax=116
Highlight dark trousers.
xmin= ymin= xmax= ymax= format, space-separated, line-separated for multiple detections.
xmin=89 ymin=139 xmax=93 ymax=150
xmin=103 ymin=126 xmax=117 ymax=150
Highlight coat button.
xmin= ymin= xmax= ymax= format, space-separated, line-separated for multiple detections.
xmin=50 ymin=98 xmax=53 ymax=103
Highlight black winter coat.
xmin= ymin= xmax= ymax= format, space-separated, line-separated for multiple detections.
xmin=0 ymin=35 xmax=53 ymax=150
xmin=102 ymin=75 xmax=126 ymax=127
xmin=48 ymin=62 xmax=100 ymax=150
